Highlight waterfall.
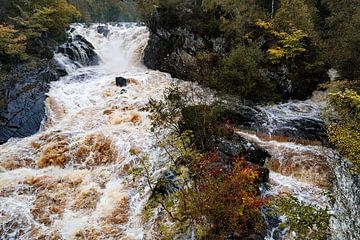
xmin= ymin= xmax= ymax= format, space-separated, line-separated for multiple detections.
xmin=0 ymin=23 xmax=358 ymax=239
xmin=0 ymin=23 xmax=175 ymax=239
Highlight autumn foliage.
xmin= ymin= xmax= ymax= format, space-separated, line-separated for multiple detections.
xmin=180 ymin=152 xmax=268 ymax=239
xmin=0 ymin=24 xmax=27 ymax=60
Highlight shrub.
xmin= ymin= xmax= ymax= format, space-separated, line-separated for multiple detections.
xmin=271 ymin=196 xmax=330 ymax=240
xmin=180 ymin=105 xmax=228 ymax=150
xmin=0 ymin=24 xmax=27 ymax=61
xmin=12 ymin=0 xmax=80 ymax=40
xmin=134 ymin=86 xmax=268 ymax=239
xmin=326 ymin=88 xmax=360 ymax=173
xmin=217 ymin=44 xmax=275 ymax=101
xmin=180 ymin=154 xmax=267 ymax=239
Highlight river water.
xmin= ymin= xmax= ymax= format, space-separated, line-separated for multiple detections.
xmin=0 ymin=23 xmax=357 ymax=240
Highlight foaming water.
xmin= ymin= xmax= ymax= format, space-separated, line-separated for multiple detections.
xmin=0 ymin=23 xmax=200 ymax=239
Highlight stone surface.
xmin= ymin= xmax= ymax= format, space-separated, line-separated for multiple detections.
xmin=0 ymin=59 xmax=59 ymax=144
xmin=116 ymin=77 xmax=127 ymax=87
xmin=97 ymin=25 xmax=110 ymax=37
xmin=58 ymin=35 xmax=100 ymax=66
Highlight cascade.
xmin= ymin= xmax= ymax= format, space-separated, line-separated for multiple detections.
xmin=0 ymin=23 xmax=358 ymax=240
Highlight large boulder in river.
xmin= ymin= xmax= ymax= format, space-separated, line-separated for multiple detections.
xmin=116 ymin=77 xmax=127 ymax=87
xmin=216 ymin=136 xmax=270 ymax=166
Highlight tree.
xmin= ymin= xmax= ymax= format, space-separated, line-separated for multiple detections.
xmin=11 ymin=0 xmax=80 ymax=40
xmin=273 ymin=0 xmax=317 ymax=35
xmin=202 ymin=0 xmax=266 ymax=39
xmin=323 ymin=0 xmax=360 ymax=80
xmin=0 ymin=24 xmax=27 ymax=60
xmin=218 ymin=44 xmax=275 ymax=101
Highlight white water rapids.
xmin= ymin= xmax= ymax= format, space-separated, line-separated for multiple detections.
xmin=0 ymin=23 xmax=177 ymax=239
xmin=0 ymin=23 xmax=349 ymax=239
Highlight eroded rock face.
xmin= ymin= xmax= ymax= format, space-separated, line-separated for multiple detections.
xmin=225 ymin=96 xmax=326 ymax=142
xmin=0 ymin=60 xmax=59 ymax=144
xmin=58 ymin=35 xmax=100 ymax=66
xmin=143 ymin=9 xmax=228 ymax=81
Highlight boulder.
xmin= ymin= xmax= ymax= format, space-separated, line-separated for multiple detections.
xmin=97 ymin=25 xmax=110 ymax=37
xmin=51 ymin=58 xmax=68 ymax=76
xmin=216 ymin=136 xmax=270 ymax=167
xmin=116 ymin=77 xmax=127 ymax=87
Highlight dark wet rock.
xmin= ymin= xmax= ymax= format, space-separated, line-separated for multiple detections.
xmin=120 ymin=89 xmax=127 ymax=94
xmin=58 ymin=34 xmax=100 ymax=66
xmin=224 ymin=105 xmax=262 ymax=129
xmin=216 ymin=136 xmax=270 ymax=166
xmin=143 ymin=8 xmax=228 ymax=81
xmin=116 ymin=77 xmax=127 ymax=87
xmin=225 ymin=104 xmax=325 ymax=142
xmin=245 ymin=143 xmax=271 ymax=166
xmin=268 ymin=118 xmax=325 ymax=141
xmin=0 ymin=59 xmax=59 ymax=144
xmin=51 ymin=58 xmax=68 ymax=76
xmin=151 ymin=170 xmax=179 ymax=198
xmin=97 ymin=25 xmax=110 ymax=37
xmin=255 ymin=167 xmax=270 ymax=183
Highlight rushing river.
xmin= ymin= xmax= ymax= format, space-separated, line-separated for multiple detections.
xmin=0 ymin=23 xmax=358 ymax=240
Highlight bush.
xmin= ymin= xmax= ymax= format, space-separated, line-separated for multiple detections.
xmin=326 ymin=87 xmax=360 ymax=173
xmin=137 ymin=86 xmax=268 ymax=239
xmin=0 ymin=24 xmax=27 ymax=61
xmin=179 ymin=154 xmax=267 ymax=239
xmin=180 ymin=105 xmax=228 ymax=150
xmin=217 ymin=45 xmax=275 ymax=101
xmin=12 ymin=0 xmax=80 ymax=40
xmin=271 ymin=196 xmax=330 ymax=240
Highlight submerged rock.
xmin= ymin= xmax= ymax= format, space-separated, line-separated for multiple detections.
xmin=226 ymin=101 xmax=325 ymax=142
xmin=97 ymin=25 xmax=110 ymax=37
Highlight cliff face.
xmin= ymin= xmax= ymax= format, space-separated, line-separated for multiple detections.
xmin=143 ymin=9 xmax=228 ymax=82
xmin=0 ymin=59 xmax=59 ymax=143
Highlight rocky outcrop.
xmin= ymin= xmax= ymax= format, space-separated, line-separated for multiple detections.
xmin=0 ymin=59 xmax=59 ymax=143
xmin=143 ymin=9 xmax=227 ymax=81
xmin=216 ymin=136 xmax=270 ymax=166
xmin=58 ymin=35 xmax=100 ymax=66
xmin=226 ymin=103 xmax=325 ymax=142
xmin=215 ymin=136 xmax=270 ymax=183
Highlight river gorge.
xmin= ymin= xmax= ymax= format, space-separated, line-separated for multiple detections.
xmin=0 ymin=23 xmax=359 ymax=240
